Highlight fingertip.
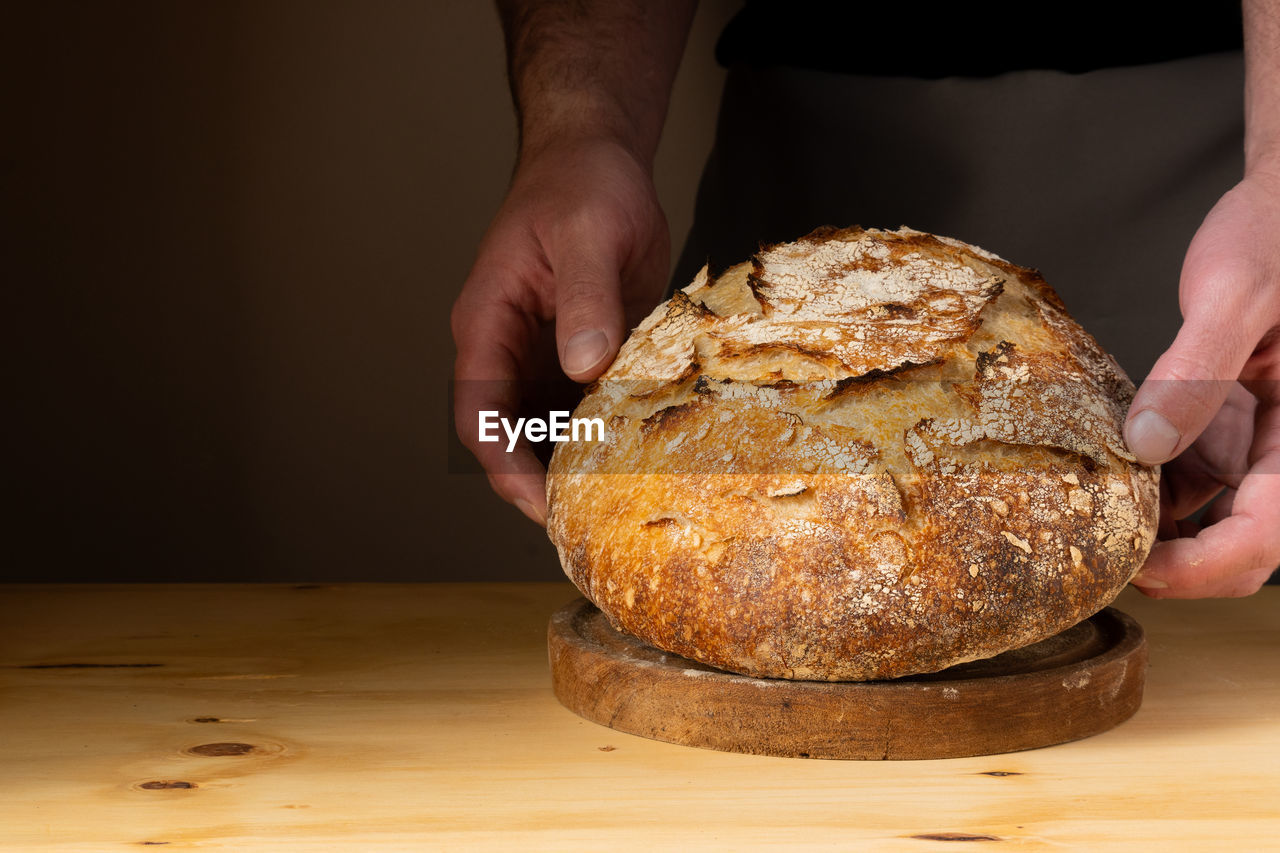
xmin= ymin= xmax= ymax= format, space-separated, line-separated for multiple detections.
xmin=549 ymin=238 xmax=626 ymax=380
xmin=487 ymin=460 xmax=549 ymax=528
xmin=560 ymin=328 xmax=612 ymax=378
xmin=1129 ymin=572 xmax=1169 ymax=590
xmin=1129 ymin=540 xmax=1176 ymax=596
xmin=1124 ymin=408 xmax=1182 ymax=465
xmin=515 ymin=498 xmax=548 ymax=527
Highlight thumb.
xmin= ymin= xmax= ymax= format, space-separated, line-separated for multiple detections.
xmin=1127 ymin=185 xmax=1279 ymax=465
xmin=1125 ymin=311 xmax=1254 ymax=466
xmin=549 ymin=233 xmax=627 ymax=383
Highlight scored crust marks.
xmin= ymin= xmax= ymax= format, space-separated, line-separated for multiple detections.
xmin=546 ymin=226 xmax=1159 ymax=681
xmin=953 ymin=340 xmax=1137 ymax=466
xmin=888 ymin=418 xmax=1150 ymax=674
xmin=607 ymin=228 xmax=1005 ymax=382
xmin=608 ymin=290 xmax=709 ymax=383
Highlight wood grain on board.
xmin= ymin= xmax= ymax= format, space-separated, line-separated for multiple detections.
xmin=549 ymin=598 xmax=1147 ymax=760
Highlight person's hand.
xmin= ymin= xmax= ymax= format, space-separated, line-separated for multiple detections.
xmin=452 ymin=136 xmax=670 ymax=526
xmin=1124 ymin=169 xmax=1280 ymax=597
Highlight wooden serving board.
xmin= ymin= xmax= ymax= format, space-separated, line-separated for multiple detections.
xmin=548 ymin=597 xmax=1146 ymax=760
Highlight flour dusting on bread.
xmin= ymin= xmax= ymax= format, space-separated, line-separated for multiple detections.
xmin=548 ymin=226 xmax=1159 ymax=681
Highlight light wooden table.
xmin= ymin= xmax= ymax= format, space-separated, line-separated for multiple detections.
xmin=2 ymin=583 xmax=1277 ymax=851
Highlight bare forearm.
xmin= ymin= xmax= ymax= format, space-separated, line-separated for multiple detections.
xmin=1245 ymin=0 xmax=1280 ymax=172
xmin=497 ymin=0 xmax=697 ymax=166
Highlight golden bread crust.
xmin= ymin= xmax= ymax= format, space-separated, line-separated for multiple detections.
xmin=546 ymin=226 xmax=1159 ymax=681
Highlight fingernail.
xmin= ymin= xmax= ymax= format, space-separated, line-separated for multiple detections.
xmin=1130 ymin=573 xmax=1168 ymax=589
xmin=562 ymin=329 xmax=609 ymax=376
xmin=515 ymin=498 xmax=546 ymax=526
xmin=1125 ymin=409 xmax=1181 ymax=464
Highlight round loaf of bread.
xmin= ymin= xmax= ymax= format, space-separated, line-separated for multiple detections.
xmin=546 ymin=226 xmax=1159 ymax=681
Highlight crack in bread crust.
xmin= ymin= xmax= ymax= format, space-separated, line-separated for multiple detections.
xmin=547 ymin=226 xmax=1159 ymax=681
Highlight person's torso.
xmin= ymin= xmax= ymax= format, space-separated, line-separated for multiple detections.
xmin=716 ymin=1 xmax=1244 ymax=78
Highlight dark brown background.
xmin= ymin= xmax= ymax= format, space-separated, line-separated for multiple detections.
xmin=7 ymin=1 xmax=735 ymax=581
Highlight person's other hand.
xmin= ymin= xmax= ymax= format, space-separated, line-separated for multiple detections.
xmin=1125 ymin=169 xmax=1280 ymax=597
xmin=452 ymin=137 xmax=670 ymax=526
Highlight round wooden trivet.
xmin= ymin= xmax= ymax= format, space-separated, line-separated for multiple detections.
xmin=548 ymin=597 xmax=1146 ymax=760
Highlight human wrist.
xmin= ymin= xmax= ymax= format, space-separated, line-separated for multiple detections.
xmin=1243 ymin=0 xmax=1280 ymax=180
xmin=517 ymin=107 xmax=658 ymax=179
xmin=516 ymin=92 xmax=661 ymax=171
xmin=1244 ymin=137 xmax=1280 ymax=186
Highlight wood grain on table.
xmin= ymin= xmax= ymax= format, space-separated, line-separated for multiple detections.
xmin=1 ymin=583 xmax=1277 ymax=851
